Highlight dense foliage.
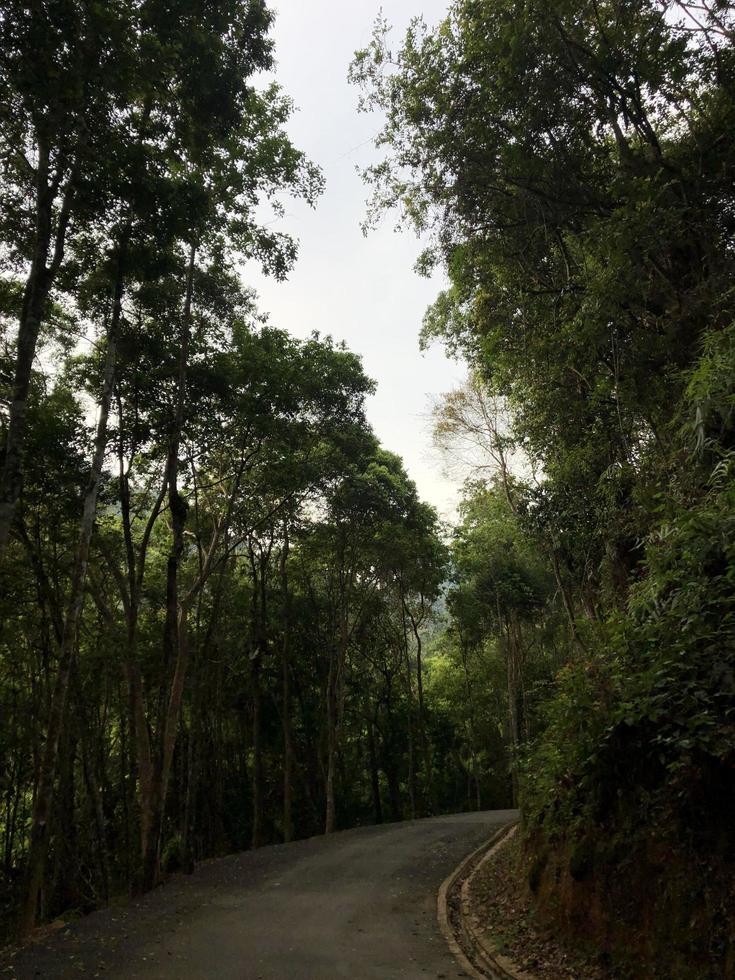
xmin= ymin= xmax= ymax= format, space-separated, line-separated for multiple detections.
xmin=0 ymin=0 xmax=511 ymax=941
xmin=4 ymin=0 xmax=735 ymax=970
xmin=353 ymin=0 xmax=735 ymax=974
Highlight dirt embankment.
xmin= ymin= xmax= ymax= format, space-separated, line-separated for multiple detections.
xmin=466 ymin=824 xmax=735 ymax=980
xmin=465 ymin=828 xmax=615 ymax=979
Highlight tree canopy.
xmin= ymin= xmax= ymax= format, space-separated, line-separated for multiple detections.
xmin=352 ymin=1 xmax=735 ymax=974
xmin=2 ymin=1 xmax=735 ymax=973
xmin=0 ymin=0 xmax=502 ymax=943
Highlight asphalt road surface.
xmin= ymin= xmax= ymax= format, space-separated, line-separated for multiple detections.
xmin=2 ymin=810 xmax=518 ymax=980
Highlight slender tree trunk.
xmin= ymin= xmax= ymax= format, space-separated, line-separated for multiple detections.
xmin=126 ymin=660 xmax=153 ymax=890
xmin=140 ymin=243 xmax=196 ymax=890
xmin=279 ymin=528 xmax=294 ymax=843
xmin=408 ymin=605 xmax=434 ymax=813
xmin=366 ymin=715 xmax=383 ymax=825
xmin=281 ymin=650 xmax=294 ymax=842
xmin=73 ymin=663 xmax=111 ymax=905
xmin=181 ymin=655 xmax=200 ymax=875
xmin=402 ymin=625 xmax=417 ymax=820
xmin=382 ymin=682 xmax=403 ymax=820
xmin=549 ymin=547 xmax=586 ymax=654
xmin=139 ymin=604 xmax=191 ymax=890
xmin=50 ymin=724 xmax=78 ymax=917
xmin=140 ymin=772 xmax=163 ymax=893
xmin=0 ymin=276 xmax=47 ymax=550
xmin=118 ymin=466 xmax=166 ymax=889
xmin=415 ymin=639 xmax=433 ymax=811
xmin=118 ymin=678 xmax=136 ymax=892
xmin=20 ymin=242 xmax=124 ymax=936
xmin=510 ymin=615 xmax=531 ymax=743
xmin=458 ymin=634 xmax=481 ymax=812
xmin=325 ymin=621 xmax=347 ymax=835
xmin=251 ymin=655 xmax=265 ymax=848
xmin=247 ymin=538 xmax=269 ymax=850
xmin=385 ymin=765 xmax=402 ymax=821
xmin=324 ymin=659 xmax=339 ymax=835
xmin=0 ymin=147 xmax=77 ymax=553
xmin=506 ymin=622 xmax=521 ymax=808
xmin=182 ymin=561 xmax=227 ymax=868
xmin=4 ymin=763 xmax=22 ymax=879
xmin=492 ymin=584 xmax=520 ymax=808
xmin=161 ymin=607 xmax=189 ymax=814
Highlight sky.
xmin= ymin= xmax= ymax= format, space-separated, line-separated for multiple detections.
xmin=244 ymin=0 xmax=466 ymax=520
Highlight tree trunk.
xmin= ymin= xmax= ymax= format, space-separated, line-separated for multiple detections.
xmin=118 ymin=461 xmax=167 ymax=890
xmin=181 ymin=663 xmax=199 ymax=875
xmin=408 ymin=606 xmax=434 ymax=813
xmin=251 ymin=655 xmax=265 ymax=848
xmin=382 ymin=682 xmax=403 ymax=821
xmin=279 ymin=527 xmax=294 ymax=843
xmin=247 ymin=536 xmax=269 ymax=850
xmin=458 ymin=634 xmax=482 ymax=812
xmin=140 ymin=770 xmax=163 ymax=893
xmin=20 ymin=242 xmax=124 ymax=936
xmin=139 ymin=602 xmax=190 ymax=892
xmin=385 ymin=763 xmax=402 ymax=822
xmin=324 ymin=627 xmax=346 ymax=835
xmin=0 ymin=147 xmax=77 ymax=552
xmin=281 ymin=650 xmax=294 ymax=843
xmin=324 ymin=664 xmax=338 ymax=834
xmin=182 ymin=562 xmax=227 ymax=869
xmin=366 ymin=716 xmax=383 ymax=825
xmin=403 ymin=634 xmax=417 ymax=821
xmin=50 ymin=724 xmax=78 ymax=918
xmin=140 ymin=243 xmax=196 ymax=889
xmin=0 ymin=278 xmax=47 ymax=550
xmin=549 ymin=547 xmax=586 ymax=654
xmin=73 ymin=663 xmax=111 ymax=905
xmin=506 ymin=623 xmax=521 ymax=808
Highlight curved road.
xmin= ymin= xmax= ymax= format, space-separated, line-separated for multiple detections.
xmin=3 ymin=810 xmax=517 ymax=979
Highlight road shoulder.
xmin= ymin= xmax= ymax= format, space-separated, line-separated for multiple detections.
xmin=441 ymin=822 xmax=619 ymax=980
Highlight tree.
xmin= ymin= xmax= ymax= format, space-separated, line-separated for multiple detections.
xmin=352 ymin=2 xmax=735 ymax=970
xmin=7 ymin=0 xmax=325 ymax=932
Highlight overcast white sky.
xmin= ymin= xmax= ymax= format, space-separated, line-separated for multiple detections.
xmin=244 ymin=0 xmax=466 ymax=520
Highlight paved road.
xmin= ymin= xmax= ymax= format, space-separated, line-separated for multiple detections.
xmin=2 ymin=810 xmax=517 ymax=979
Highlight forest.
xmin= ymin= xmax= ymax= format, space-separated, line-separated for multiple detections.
xmin=1 ymin=0 xmax=734 ymax=976
xmin=0 ymin=0 xmax=506 ymax=942
xmin=351 ymin=0 xmax=735 ymax=973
